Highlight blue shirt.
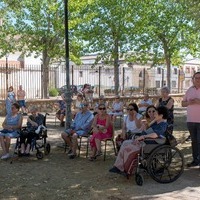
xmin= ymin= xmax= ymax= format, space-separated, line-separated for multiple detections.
xmin=150 ymin=121 xmax=168 ymax=137
xmin=71 ymin=110 xmax=94 ymax=132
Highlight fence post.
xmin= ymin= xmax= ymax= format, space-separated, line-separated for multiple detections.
xmin=122 ymin=67 xmax=125 ymax=96
xmin=5 ymin=55 xmax=8 ymax=92
xmin=98 ymin=66 xmax=101 ymax=97
xmin=41 ymin=64 xmax=44 ymax=99
xmin=143 ymin=68 xmax=145 ymax=94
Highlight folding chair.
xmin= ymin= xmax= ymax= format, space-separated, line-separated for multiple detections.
xmin=101 ymin=126 xmax=117 ymax=161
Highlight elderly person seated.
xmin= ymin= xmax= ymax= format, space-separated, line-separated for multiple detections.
xmin=19 ymin=106 xmax=45 ymax=156
xmin=109 ymin=106 xmax=168 ymax=174
xmin=109 ymin=95 xmax=124 ymax=122
xmin=89 ymin=103 xmax=113 ymax=161
xmin=138 ymin=93 xmax=153 ymax=115
xmin=61 ymin=103 xmax=94 ymax=159
xmin=0 ymin=103 xmax=23 ymax=159
xmin=93 ymin=95 xmax=108 ymax=116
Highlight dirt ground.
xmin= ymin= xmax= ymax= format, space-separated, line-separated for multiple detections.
xmin=0 ymin=109 xmax=200 ymax=200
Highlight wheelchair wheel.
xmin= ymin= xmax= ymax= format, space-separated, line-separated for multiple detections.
xmin=135 ymin=173 xmax=144 ymax=186
xmin=147 ymin=145 xmax=184 ymax=183
xmin=36 ymin=151 xmax=44 ymax=159
xmin=44 ymin=143 xmax=51 ymax=155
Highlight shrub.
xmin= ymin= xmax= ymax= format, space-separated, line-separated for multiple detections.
xmin=49 ymin=88 xmax=58 ymax=97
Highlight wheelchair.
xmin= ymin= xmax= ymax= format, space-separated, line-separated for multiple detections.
xmin=15 ymin=113 xmax=51 ymax=160
xmin=128 ymin=132 xmax=184 ymax=186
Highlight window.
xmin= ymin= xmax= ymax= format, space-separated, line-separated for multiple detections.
xmin=192 ymin=68 xmax=196 ymax=74
xmin=172 ymin=81 xmax=176 ymax=88
xmin=186 ymin=67 xmax=190 ymax=73
xmin=156 ymin=81 xmax=160 ymax=88
xmin=79 ymin=71 xmax=83 ymax=77
xmin=174 ymin=68 xmax=178 ymax=74
xmin=157 ymin=68 xmax=161 ymax=74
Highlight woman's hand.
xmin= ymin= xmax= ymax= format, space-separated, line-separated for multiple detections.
xmin=135 ymin=135 xmax=146 ymax=141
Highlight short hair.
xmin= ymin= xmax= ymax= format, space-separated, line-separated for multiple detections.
xmin=161 ymin=86 xmax=170 ymax=94
xmin=156 ymin=106 xmax=168 ymax=119
xmin=145 ymin=105 xmax=156 ymax=118
xmin=128 ymin=103 xmax=139 ymax=113
xmin=9 ymin=86 xmax=13 ymax=91
xmin=12 ymin=103 xmax=20 ymax=110
xmin=98 ymin=103 xmax=106 ymax=108
xmin=192 ymin=71 xmax=200 ymax=79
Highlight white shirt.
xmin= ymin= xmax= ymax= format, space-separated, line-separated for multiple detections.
xmin=124 ymin=113 xmax=142 ymax=133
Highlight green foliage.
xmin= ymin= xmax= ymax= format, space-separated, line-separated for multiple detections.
xmin=49 ymin=88 xmax=58 ymax=97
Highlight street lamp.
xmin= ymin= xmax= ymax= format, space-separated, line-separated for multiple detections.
xmin=64 ymin=0 xmax=72 ymax=129
xmin=5 ymin=54 xmax=9 ymax=92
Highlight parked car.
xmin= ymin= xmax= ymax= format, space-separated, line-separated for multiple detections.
xmin=57 ymin=85 xmax=77 ymax=95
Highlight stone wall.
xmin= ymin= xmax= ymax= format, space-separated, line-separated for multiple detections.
xmin=0 ymin=94 xmax=185 ymax=116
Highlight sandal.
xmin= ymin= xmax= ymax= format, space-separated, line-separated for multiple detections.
xmin=95 ymin=151 xmax=102 ymax=157
xmin=88 ymin=156 xmax=96 ymax=161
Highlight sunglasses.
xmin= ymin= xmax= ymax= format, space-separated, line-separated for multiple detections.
xmin=127 ymin=108 xmax=134 ymax=111
xmin=99 ymin=107 xmax=106 ymax=110
xmin=148 ymin=110 xmax=155 ymax=113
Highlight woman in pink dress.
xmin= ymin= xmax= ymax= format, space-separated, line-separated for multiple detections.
xmin=89 ymin=103 xmax=113 ymax=161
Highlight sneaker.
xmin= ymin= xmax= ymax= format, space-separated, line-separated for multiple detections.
xmin=95 ymin=151 xmax=102 ymax=158
xmin=109 ymin=166 xmax=121 ymax=174
xmin=187 ymin=161 xmax=199 ymax=167
xmin=69 ymin=154 xmax=76 ymax=159
xmin=88 ymin=156 xmax=96 ymax=161
xmin=1 ymin=153 xmax=10 ymax=160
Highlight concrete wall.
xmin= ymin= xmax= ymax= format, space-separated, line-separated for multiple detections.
xmin=0 ymin=94 xmax=185 ymax=116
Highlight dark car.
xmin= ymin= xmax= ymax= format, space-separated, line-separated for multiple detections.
xmin=57 ymin=85 xmax=77 ymax=95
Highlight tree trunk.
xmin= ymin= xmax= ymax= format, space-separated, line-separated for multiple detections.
xmin=113 ymin=37 xmax=120 ymax=95
xmin=42 ymin=49 xmax=50 ymax=99
xmin=163 ymin=41 xmax=171 ymax=91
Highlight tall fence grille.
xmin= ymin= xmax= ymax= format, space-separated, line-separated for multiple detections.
xmin=0 ymin=63 xmax=185 ymax=100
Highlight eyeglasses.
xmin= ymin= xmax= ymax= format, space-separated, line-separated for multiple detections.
xmin=148 ymin=110 xmax=155 ymax=113
xmin=99 ymin=107 xmax=106 ymax=110
xmin=127 ymin=108 xmax=134 ymax=111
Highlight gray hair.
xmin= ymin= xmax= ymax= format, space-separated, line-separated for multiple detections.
xmin=161 ymin=86 xmax=170 ymax=93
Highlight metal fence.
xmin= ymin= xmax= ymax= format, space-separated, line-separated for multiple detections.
xmin=0 ymin=63 xmax=184 ymax=100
